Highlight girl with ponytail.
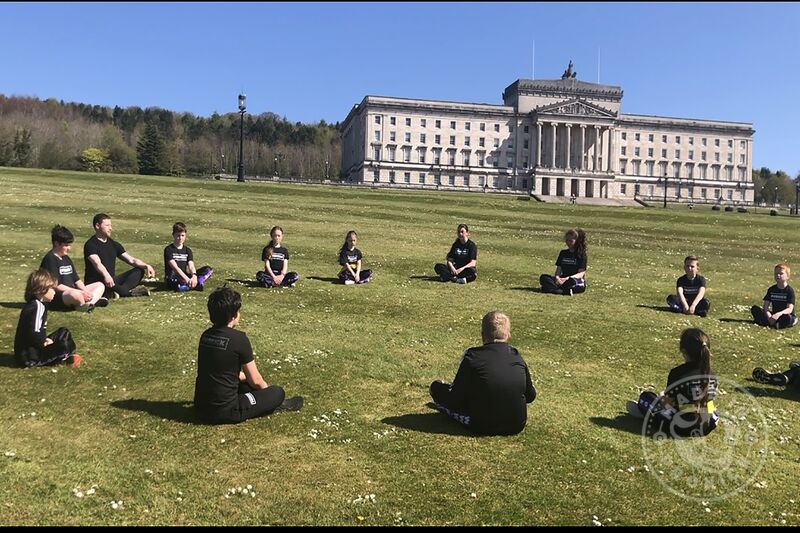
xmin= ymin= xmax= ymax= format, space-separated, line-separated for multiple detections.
xmin=256 ymin=226 xmax=299 ymax=288
xmin=627 ymin=328 xmax=719 ymax=438
xmin=539 ymin=228 xmax=587 ymax=295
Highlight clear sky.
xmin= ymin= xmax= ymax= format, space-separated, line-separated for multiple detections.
xmin=1 ymin=2 xmax=798 ymax=173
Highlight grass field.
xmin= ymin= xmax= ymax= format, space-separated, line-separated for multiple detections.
xmin=1 ymin=167 xmax=799 ymax=525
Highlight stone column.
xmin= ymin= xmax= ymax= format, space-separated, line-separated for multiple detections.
xmin=580 ymin=125 xmax=586 ymax=171
xmin=593 ymin=126 xmax=600 ymax=171
xmin=551 ymin=123 xmax=557 ymax=168
xmin=536 ymin=123 xmax=543 ymax=167
xmin=608 ymin=128 xmax=615 ymax=173
xmin=565 ymin=124 xmax=572 ymax=170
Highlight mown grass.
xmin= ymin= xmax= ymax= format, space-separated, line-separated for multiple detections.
xmin=0 ymin=167 xmax=799 ymax=525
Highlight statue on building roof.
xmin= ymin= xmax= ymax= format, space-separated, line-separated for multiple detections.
xmin=561 ymin=60 xmax=577 ymax=80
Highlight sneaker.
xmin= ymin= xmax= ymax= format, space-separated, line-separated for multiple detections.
xmin=455 ymin=277 xmax=467 ymax=284
xmin=752 ymin=367 xmax=788 ymax=386
xmin=177 ymin=284 xmax=190 ymax=293
xmin=196 ymin=284 xmax=205 ymax=292
xmin=626 ymin=400 xmax=644 ymax=419
xmin=789 ymin=361 xmax=800 ymax=370
xmin=65 ymin=354 xmax=83 ymax=368
xmin=567 ymin=289 xmax=574 ymax=296
xmin=344 ymin=279 xmax=356 ymax=285
xmin=274 ymin=396 xmax=304 ymax=412
xmin=95 ymin=297 xmax=109 ymax=308
xmin=130 ymin=286 xmax=151 ymax=297
xmin=78 ymin=303 xmax=95 ymax=313
xmin=196 ymin=268 xmax=213 ymax=286
xmin=110 ymin=291 xmax=121 ymax=300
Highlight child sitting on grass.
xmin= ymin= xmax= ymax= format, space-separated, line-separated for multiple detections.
xmin=14 ymin=269 xmax=82 ymax=368
xmin=667 ymin=255 xmax=709 ymax=317
xmin=751 ymin=263 xmax=797 ymax=329
xmin=164 ymin=222 xmax=213 ymax=292
xmin=429 ymin=311 xmax=536 ymax=435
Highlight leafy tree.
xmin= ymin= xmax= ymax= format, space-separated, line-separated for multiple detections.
xmin=12 ymin=127 xmax=32 ymax=167
xmin=80 ymin=147 xmax=109 ymax=172
xmin=136 ymin=122 xmax=167 ymax=175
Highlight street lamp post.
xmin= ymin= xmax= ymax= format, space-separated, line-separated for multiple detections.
xmin=221 ymin=153 xmax=225 ymax=173
xmin=325 ymin=160 xmax=329 ymax=180
xmin=795 ymin=183 xmax=800 ymax=215
xmin=274 ymin=156 xmax=278 ymax=177
xmin=661 ymin=172 xmax=668 ymax=208
xmin=774 ymin=186 xmax=779 ymax=208
xmin=237 ymin=93 xmax=246 ymax=183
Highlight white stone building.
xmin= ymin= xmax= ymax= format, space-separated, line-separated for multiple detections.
xmin=340 ymin=66 xmax=755 ymax=204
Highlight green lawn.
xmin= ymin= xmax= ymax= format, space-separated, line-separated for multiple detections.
xmin=0 ymin=167 xmax=798 ymax=525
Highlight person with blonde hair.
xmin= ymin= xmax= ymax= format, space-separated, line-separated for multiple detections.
xmin=429 ymin=311 xmax=536 ymax=435
xmin=751 ymin=263 xmax=797 ymax=328
xmin=14 ymin=269 xmax=82 ymax=368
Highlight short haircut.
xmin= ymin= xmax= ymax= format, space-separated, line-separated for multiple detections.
xmin=25 ymin=269 xmax=57 ymax=302
xmin=457 ymin=223 xmax=469 ymax=233
xmin=207 ymin=287 xmax=242 ymax=327
xmin=684 ymin=255 xmax=699 ymax=265
xmin=92 ymin=213 xmax=110 ymax=228
xmin=481 ymin=311 xmax=510 ymax=343
xmin=51 ymin=225 xmax=74 ymax=245
xmin=776 ymin=263 xmax=791 ymax=277
xmin=172 ymin=222 xmax=187 ymax=235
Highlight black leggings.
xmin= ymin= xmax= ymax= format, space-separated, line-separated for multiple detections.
xmin=539 ymin=274 xmax=586 ymax=295
xmin=199 ymin=383 xmax=285 ymax=424
xmin=434 ymin=263 xmax=477 ymax=283
xmin=751 ymin=305 xmax=797 ymax=329
xmin=108 ymin=268 xmax=145 ymax=297
xmin=667 ymin=295 xmax=710 ymax=315
xmin=17 ymin=327 xmax=76 ymax=367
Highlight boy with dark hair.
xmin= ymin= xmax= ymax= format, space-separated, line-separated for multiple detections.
xmin=751 ymin=263 xmax=797 ymax=329
xmin=40 ymin=225 xmax=108 ymax=312
xmin=84 ymin=213 xmax=155 ymax=298
xmin=194 ymin=287 xmax=303 ymax=424
xmin=667 ymin=256 xmax=710 ymax=317
xmin=434 ymin=223 xmax=477 ymax=284
xmin=14 ymin=269 xmax=82 ymax=368
xmin=164 ymin=222 xmax=213 ymax=292
xmin=429 ymin=311 xmax=536 ymax=435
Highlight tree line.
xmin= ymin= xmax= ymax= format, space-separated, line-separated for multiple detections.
xmin=0 ymin=94 xmax=342 ymax=179
xmin=751 ymin=167 xmax=800 ymax=206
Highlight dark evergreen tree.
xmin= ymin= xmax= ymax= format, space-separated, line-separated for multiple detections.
xmin=136 ymin=122 xmax=167 ymax=175
xmin=12 ymin=128 xmax=32 ymax=167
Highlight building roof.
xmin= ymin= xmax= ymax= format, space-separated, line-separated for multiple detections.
xmin=505 ymin=78 xmax=623 ymax=99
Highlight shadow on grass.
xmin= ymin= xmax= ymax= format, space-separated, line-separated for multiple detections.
xmin=589 ymin=414 xmax=644 ymax=436
xmin=734 ymin=383 xmax=800 ymax=400
xmin=718 ymin=318 xmax=755 ymax=324
xmin=0 ymin=353 xmax=20 ymax=368
xmin=510 ymin=286 xmax=541 ymax=293
xmin=225 ymin=278 xmax=263 ymax=288
xmin=409 ymin=275 xmax=444 ymax=283
xmin=0 ymin=302 xmax=24 ymax=309
xmin=111 ymin=399 xmax=199 ymax=424
xmin=306 ymin=276 xmax=341 ymax=284
xmin=382 ymin=412 xmax=475 ymax=436
xmin=635 ymin=304 xmax=675 ymax=313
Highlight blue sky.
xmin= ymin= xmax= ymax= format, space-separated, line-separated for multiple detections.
xmin=1 ymin=2 xmax=798 ymax=173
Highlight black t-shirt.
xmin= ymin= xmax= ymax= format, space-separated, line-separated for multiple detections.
xmin=447 ymin=239 xmax=477 ymax=270
xmin=40 ymin=251 xmax=80 ymax=289
xmin=262 ymin=246 xmax=289 ymax=273
xmin=339 ymin=247 xmax=363 ymax=269
xmin=84 ymin=236 xmax=126 ymax=284
xmin=448 ymin=342 xmax=536 ymax=435
xmin=164 ymin=243 xmax=194 ymax=278
xmin=677 ymin=274 xmax=706 ymax=299
xmin=764 ymin=284 xmax=796 ymax=314
xmin=665 ymin=361 xmax=717 ymax=410
xmin=555 ymin=249 xmax=587 ymax=277
xmin=14 ymin=299 xmax=47 ymax=359
xmin=194 ymin=326 xmax=255 ymax=414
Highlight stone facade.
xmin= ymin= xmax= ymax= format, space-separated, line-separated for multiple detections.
xmin=340 ymin=69 xmax=755 ymax=204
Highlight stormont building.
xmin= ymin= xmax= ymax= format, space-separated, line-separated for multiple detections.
xmin=340 ymin=63 xmax=755 ymax=205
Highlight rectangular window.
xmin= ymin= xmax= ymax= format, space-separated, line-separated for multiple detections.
xmin=389 ymin=170 xmax=396 ymax=183
xmin=687 ymin=164 xmax=694 ymax=179
xmin=646 ymin=161 xmax=654 ymax=176
xmin=714 ymin=152 xmax=720 ymax=162
xmin=524 ymin=139 xmax=529 ymax=149
xmin=374 ymin=131 xmax=381 ymax=141
xmin=726 ymin=167 xmax=733 ymax=180
xmin=507 ymin=154 xmax=515 ymax=168
xmin=714 ymin=139 xmax=720 ymax=147
xmin=420 ymin=133 xmax=426 ymax=144
xmin=702 ymin=138 xmax=707 ymax=146
xmin=714 ymin=189 xmax=721 ymax=198
xmin=701 ymin=188 xmax=707 ymax=199
xmin=374 ymin=116 xmax=381 ymax=124
xmin=621 ymin=146 xmax=627 ymax=156
xmin=523 ymin=159 xmax=529 ymax=169
xmin=661 ymin=149 xmax=667 ymax=158
xmin=388 ymin=146 xmax=396 ymax=161
xmin=419 ymin=172 xmax=426 ymax=184
xmin=621 ymin=183 xmax=627 ymax=195
xmin=727 ymin=139 xmax=733 ymax=148
xmin=492 ymin=154 xmax=498 ymax=167
xmin=402 ymin=147 xmax=410 ymax=162
xmin=648 ymin=134 xmax=654 ymax=142
xmin=494 ymin=124 xmax=500 ymax=132
xmin=433 ymin=149 xmax=441 ymax=164
xmin=739 ymin=154 xmax=745 ymax=164
xmin=477 ymin=152 xmax=485 ymax=167
xmin=688 ymin=150 xmax=694 ymax=160
xmin=620 ymin=162 xmax=627 ymax=174
xmin=373 ymin=170 xmax=380 ymax=182
xmin=675 ymin=136 xmax=681 ymax=144
xmin=508 ymin=124 xmax=514 ymax=133
xmin=635 ymin=133 xmax=641 ymax=141
xmin=621 ymin=132 xmax=627 ymax=140
xmin=634 ymin=147 xmax=640 ymax=157
xmin=633 ymin=161 xmax=640 ymax=175
xmin=389 ymin=131 xmax=396 ymax=142
xmin=405 ymin=118 xmax=411 ymax=127
xmin=435 ymin=134 xmax=441 ymax=145
xmin=448 ymin=151 xmax=456 ymax=165
xmin=450 ymin=120 xmax=456 ymax=129
xmin=673 ymin=163 xmax=680 ymax=178
xmin=390 ymin=117 xmax=396 ymax=126
xmin=404 ymin=172 xmax=411 ymax=183
xmin=478 ymin=175 xmax=485 ymax=187
xmin=727 ymin=153 xmax=733 ymax=163
xmin=465 ymin=122 xmax=471 ymax=131
xmin=434 ymin=174 xmax=441 ymax=185
xmin=405 ymin=132 xmax=411 ymax=143
xmin=435 ymin=120 xmax=441 ymax=128
xmin=449 ymin=135 xmax=456 ymax=146
xmin=700 ymin=165 xmax=707 ymax=179
xmin=662 ymin=134 xmax=668 ymax=143
xmin=648 ymin=148 xmax=654 ymax=157
xmin=739 ymin=167 xmax=746 ymax=180
xmin=675 ymin=149 xmax=680 ymax=159
xmin=420 ymin=118 xmax=427 ymax=127
xmin=508 ymin=139 xmax=514 ymax=149
xmin=494 ymin=139 xmax=500 ymax=148
xmin=418 ymin=148 xmax=426 ymax=163
xmin=702 ymin=151 xmax=707 ymax=161
xmin=713 ymin=166 xmax=720 ymax=180
xmin=463 ymin=151 xmax=470 ymax=166
xmin=479 ymin=137 xmax=485 ymax=147
xmin=480 ymin=123 xmax=485 ymax=131
xmin=449 ymin=175 xmax=455 ymax=186
xmin=373 ymin=147 xmax=381 ymax=160
xmin=464 ymin=175 xmax=471 ymax=187
xmin=465 ymin=137 xmax=471 ymax=147
xmin=689 ymin=137 xmax=694 ymax=145
xmin=727 ymin=190 xmax=733 ymax=200
xmin=648 ymin=184 xmax=654 ymax=196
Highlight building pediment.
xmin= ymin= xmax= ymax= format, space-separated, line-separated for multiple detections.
xmin=535 ymin=99 xmax=617 ymax=119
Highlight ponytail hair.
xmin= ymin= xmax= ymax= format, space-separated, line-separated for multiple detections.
xmin=679 ymin=328 xmax=712 ymax=404
xmin=341 ymin=230 xmax=357 ymax=253
xmin=565 ymin=228 xmax=587 ymax=258
xmin=265 ymin=225 xmax=283 ymax=259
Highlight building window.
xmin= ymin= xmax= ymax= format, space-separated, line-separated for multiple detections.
xmin=620 ymin=162 xmax=627 ymax=174
xmin=701 ymin=188 xmax=707 ymax=199
xmin=661 ymin=149 xmax=667 ymax=158
xmin=435 ymin=134 xmax=441 ymax=145
xmin=420 ymin=133 xmax=426 ymax=144
xmin=523 ymin=159 xmax=529 ymax=169
xmin=465 ymin=137 xmax=471 ymax=147
xmin=688 ymin=150 xmax=694 ymax=160
xmin=648 ymin=148 xmax=654 ymax=157
xmin=448 ymin=151 xmax=456 ymax=165
xmin=464 ymin=175 xmax=471 ymax=187
xmin=699 ymin=165 xmax=707 ymax=179
xmin=701 ymin=151 xmax=707 ymax=161
xmin=633 ymin=161 xmax=641 ymax=175
xmin=621 ymin=146 xmax=627 ymax=156
xmin=675 ymin=136 xmax=681 ymax=144
xmin=508 ymin=124 xmax=514 ymax=133
xmin=463 ymin=151 xmax=470 ymax=166
xmin=450 ymin=120 xmax=456 ymax=129
xmin=524 ymin=139 xmax=529 ymax=149
xmin=374 ymin=131 xmax=381 ymax=141
xmin=648 ymin=184 xmax=654 ymax=196
xmin=507 ymin=154 xmax=515 ymax=168
xmin=418 ymin=148 xmax=426 ymax=163
xmin=477 ymin=152 xmax=485 ymax=167
xmin=648 ymin=134 xmax=654 ymax=142
xmin=374 ymin=116 xmax=381 ymax=124
xmin=479 ymin=137 xmax=485 ymax=147
xmin=390 ymin=117 xmax=396 ymax=126
xmin=419 ymin=172 xmax=426 ymax=184
xmin=402 ymin=147 xmax=410 ymax=162
xmin=701 ymin=138 xmax=707 ymax=146
xmin=687 ymin=164 xmax=694 ymax=179
xmin=727 ymin=190 xmax=733 ymax=200
xmin=493 ymin=176 xmax=499 ymax=187
xmin=448 ymin=175 xmax=455 ymax=186
xmin=420 ymin=118 xmax=427 ymax=127
xmin=435 ymin=120 xmax=441 ymax=128
xmin=480 ymin=123 xmax=486 ymax=131
xmin=714 ymin=139 xmax=720 ymax=147
xmin=688 ymin=137 xmax=694 ymax=145
xmin=405 ymin=132 xmax=411 ymax=143
xmin=739 ymin=154 xmax=745 ymax=164
xmin=660 ymin=161 xmax=668 ymax=176
xmin=727 ymin=153 xmax=733 ymax=163
xmin=714 ymin=152 xmax=720 ymax=162
xmin=433 ymin=149 xmax=441 ymax=164
xmin=621 ymin=183 xmax=627 ymax=195
xmin=738 ymin=167 xmax=746 ymax=180
xmin=373 ymin=147 xmax=381 ymax=160
xmin=714 ymin=189 xmax=721 ymax=198
xmin=634 ymin=147 xmax=640 ymax=157
xmin=727 ymin=139 xmax=733 ymax=148
xmin=635 ymin=133 xmax=640 ymax=141
xmin=675 ymin=149 xmax=680 ymax=159
xmin=434 ymin=174 xmax=441 ymax=185
xmin=405 ymin=118 xmax=411 ymax=127
xmin=673 ymin=163 xmax=680 ymax=178
xmin=726 ymin=167 xmax=733 ymax=180
xmin=449 ymin=135 xmax=456 ymax=146
xmin=478 ymin=175 xmax=485 ymax=187
xmin=389 ymin=170 xmax=396 ymax=183
xmin=713 ymin=166 xmax=720 ymax=180
xmin=388 ymin=146 xmax=396 ymax=161
xmin=621 ymin=132 xmax=627 ymax=140
xmin=404 ymin=172 xmax=411 ymax=183
xmin=662 ymin=134 xmax=667 ymax=143
xmin=494 ymin=124 xmax=500 ymax=132
xmin=508 ymin=139 xmax=514 ymax=149
xmin=373 ymin=170 xmax=379 ymax=182
xmin=493 ymin=139 xmax=500 ymax=148
xmin=492 ymin=154 xmax=498 ymax=167
xmin=646 ymin=161 xmax=654 ymax=176
xmin=389 ymin=131 xmax=396 ymax=142
xmin=465 ymin=122 xmax=471 ymax=131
